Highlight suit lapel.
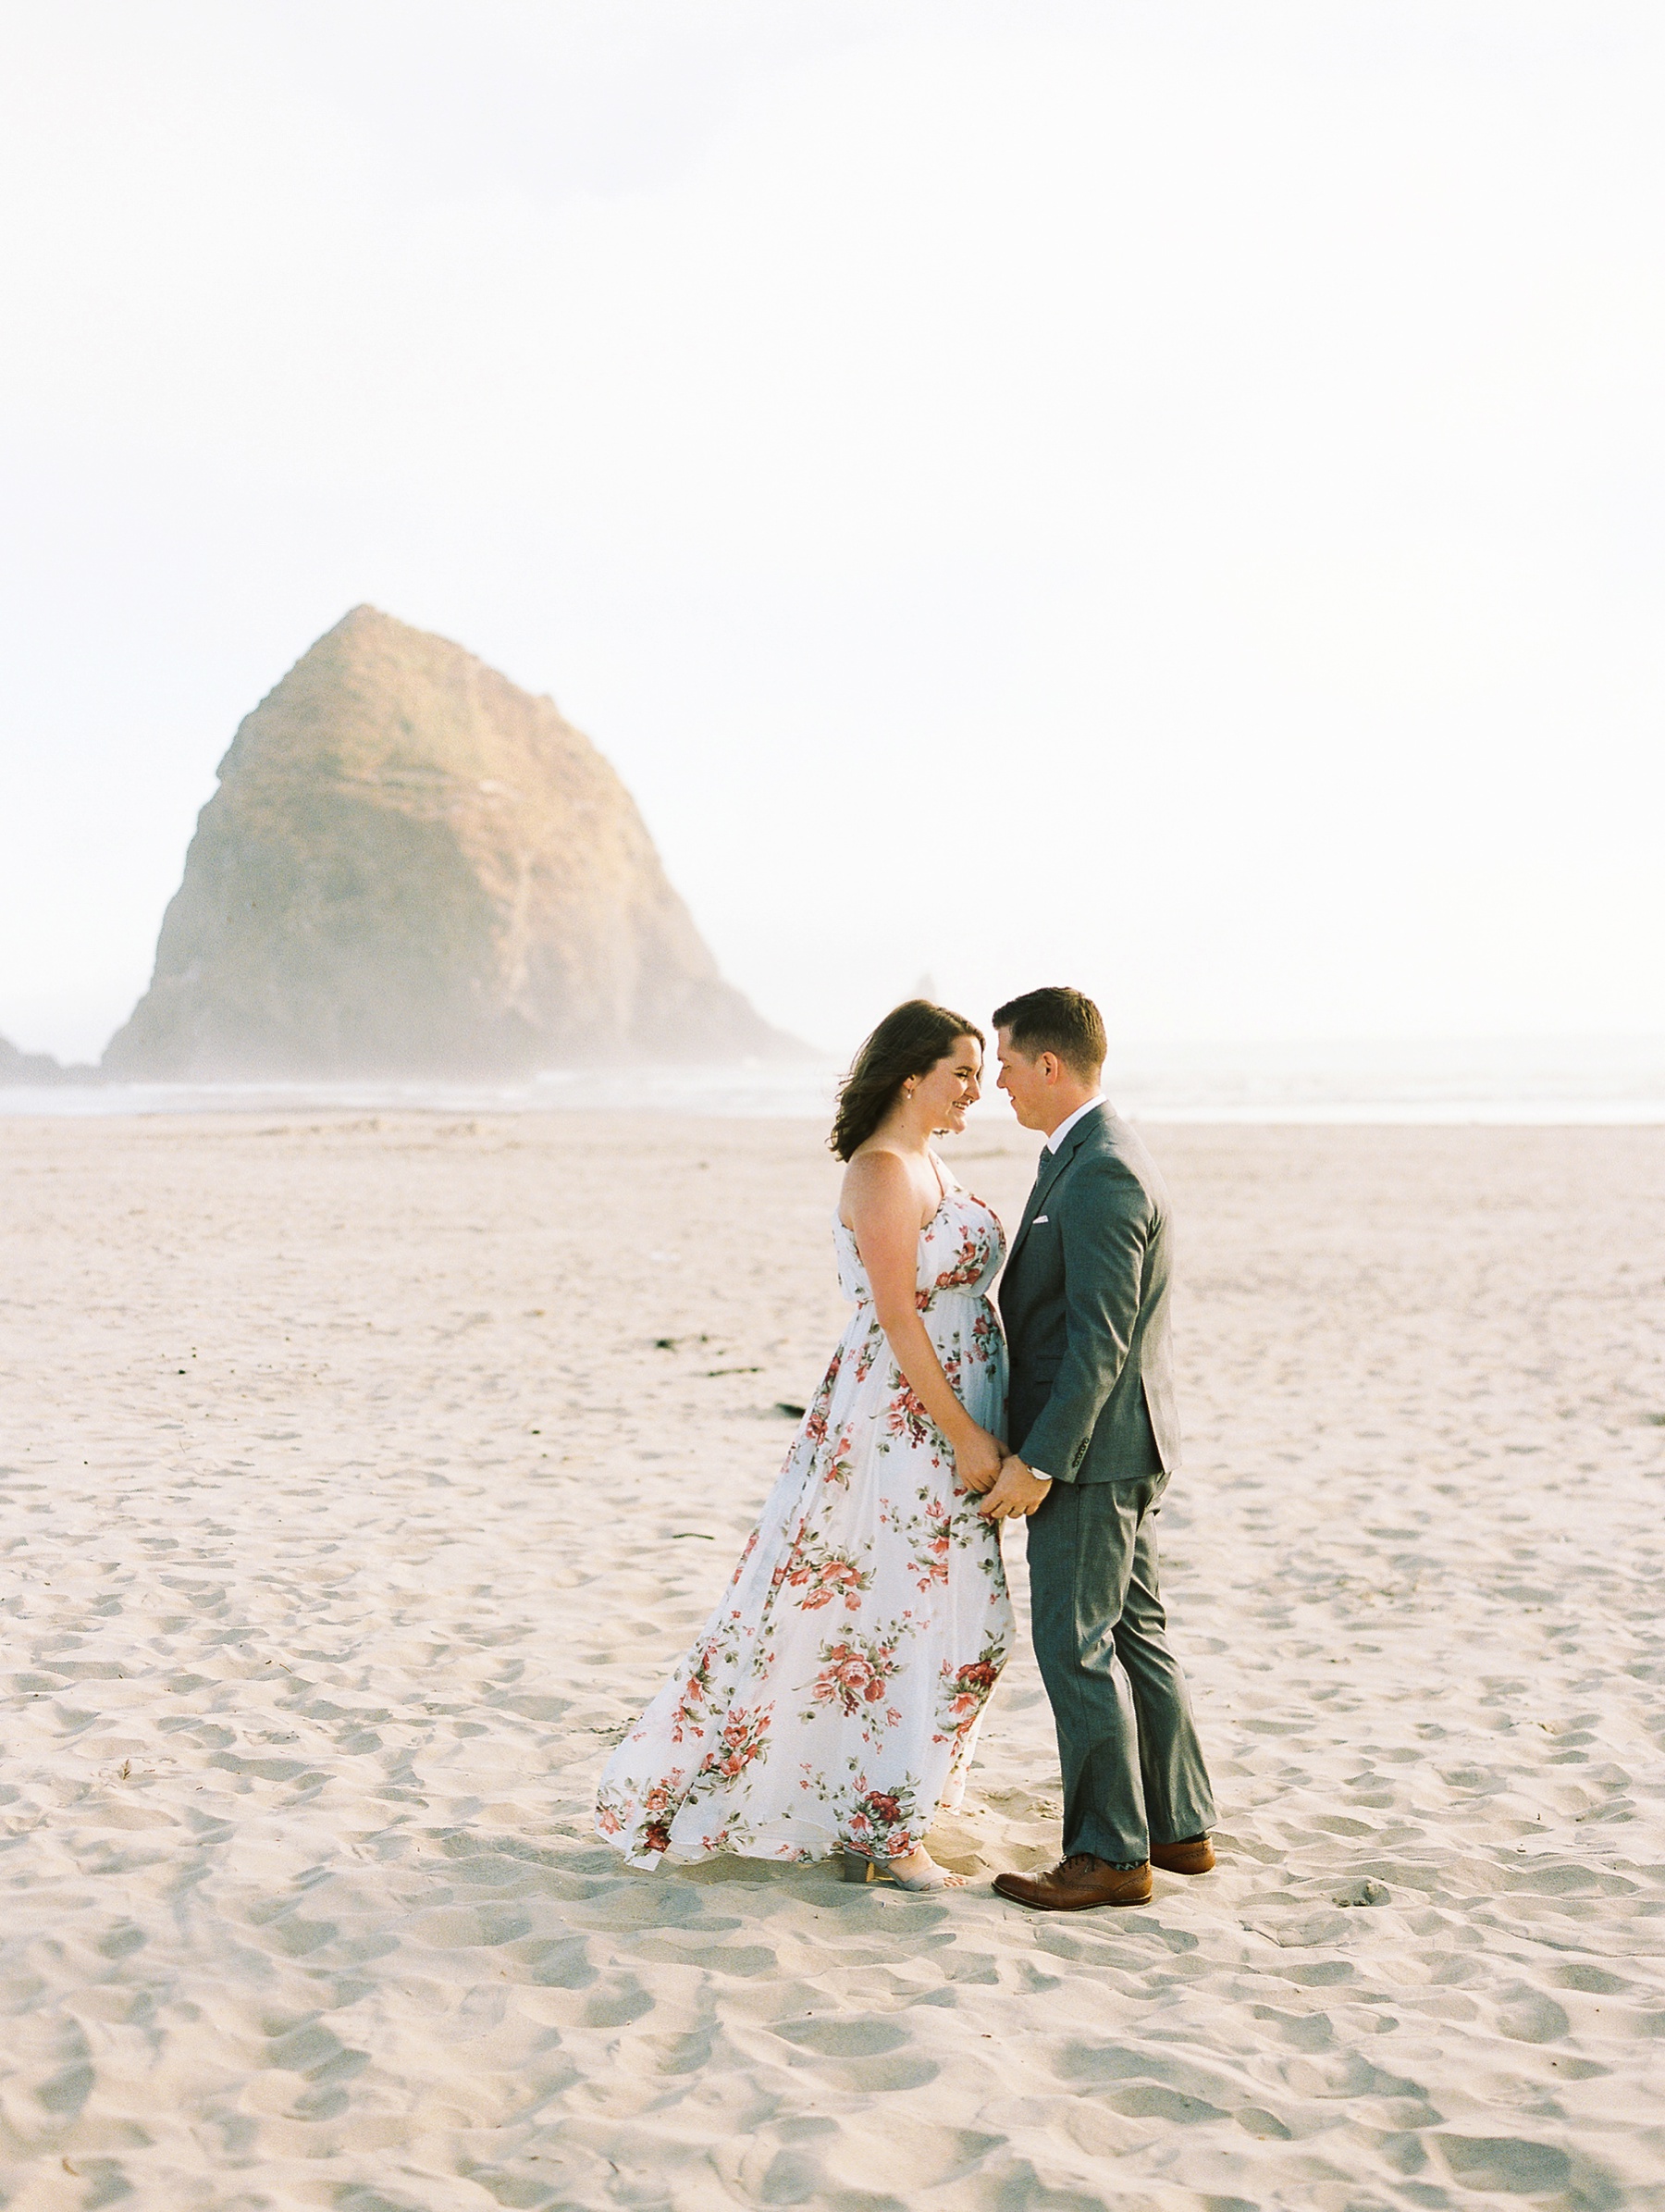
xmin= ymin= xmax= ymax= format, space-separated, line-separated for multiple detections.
xmin=1005 ymin=1106 xmax=1104 ymax=1274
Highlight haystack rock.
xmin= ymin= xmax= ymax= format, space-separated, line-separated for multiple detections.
xmin=104 ymin=607 xmax=797 ymax=1078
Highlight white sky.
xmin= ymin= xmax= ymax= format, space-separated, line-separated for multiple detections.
xmin=2 ymin=0 xmax=1661 ymax=1062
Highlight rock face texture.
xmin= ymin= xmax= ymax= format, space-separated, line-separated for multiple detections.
xmin=104 ymin=607 xmax=793 ymax=1078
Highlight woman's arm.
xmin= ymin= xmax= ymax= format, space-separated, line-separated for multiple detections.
xmin=845 ymin=1153 xmax=1004 ymax=1492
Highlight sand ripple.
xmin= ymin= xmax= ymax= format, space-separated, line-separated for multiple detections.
xmin=2 ymin=1114 xmax=1663 ymax=2208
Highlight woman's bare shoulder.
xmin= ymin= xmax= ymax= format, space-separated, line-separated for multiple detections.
xmin=839 ymin=1146 xmax=923 ymax=1227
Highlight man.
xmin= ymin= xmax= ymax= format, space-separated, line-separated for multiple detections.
xmin=975 ymin=986 xmax=1215 ymax=1909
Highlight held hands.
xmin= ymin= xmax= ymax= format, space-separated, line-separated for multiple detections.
xmin=978 ymin=1454 xmax=1053 ymax=1522
xmin=954 ymin=1426 xmax=1005 ymax=1496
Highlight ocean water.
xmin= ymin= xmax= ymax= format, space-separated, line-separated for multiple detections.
xmin=4 ymin=1038 xmax=1663 ymax=1124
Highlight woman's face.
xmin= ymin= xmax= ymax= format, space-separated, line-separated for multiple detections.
xmin=914 ymin=1034 xmax=982 ymax=1134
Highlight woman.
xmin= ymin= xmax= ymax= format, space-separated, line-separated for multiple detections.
xmin=595 ymin=1001 xmax=1016 ymax=1890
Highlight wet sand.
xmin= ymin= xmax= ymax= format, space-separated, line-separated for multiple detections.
xmin=3 ymin=1111 xmax=1664 ymax=2209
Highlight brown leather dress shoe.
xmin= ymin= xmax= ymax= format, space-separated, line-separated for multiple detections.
xmin=1150 ymin=1835 xmax=1215 ymax=1875
xmin=993 ymin=1853 xmax=1153 ymax=1910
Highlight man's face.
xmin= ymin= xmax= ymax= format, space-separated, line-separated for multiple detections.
xmin=994 ymin=1030 xmax=1050 ymax=1130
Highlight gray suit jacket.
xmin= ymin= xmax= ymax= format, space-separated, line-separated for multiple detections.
xmin=997 ymin=1104 xmax=1181 ymax=1482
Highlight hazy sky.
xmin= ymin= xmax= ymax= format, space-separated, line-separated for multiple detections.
xmin=3 ymin=1 xmax=1661 ymax=1062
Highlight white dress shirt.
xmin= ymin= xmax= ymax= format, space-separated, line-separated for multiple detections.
xmin=1044 ymin=1094 xmax=1105 ymax=1153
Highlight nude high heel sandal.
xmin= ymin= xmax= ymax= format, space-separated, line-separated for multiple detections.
xmin=841 ymin=1847 xmax=966 ymax=1892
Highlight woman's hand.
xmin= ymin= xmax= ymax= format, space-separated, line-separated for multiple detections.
xmin=954 ymin=1426 xmax=1004 ymax=1495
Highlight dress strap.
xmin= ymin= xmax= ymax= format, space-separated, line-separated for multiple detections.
xmin=929 ymin=1149 xmax=954 ymax=1198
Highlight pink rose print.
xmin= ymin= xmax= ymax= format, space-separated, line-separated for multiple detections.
xmin=883 ymin=1379 xmax=933 ymax=1451
xmin=804 ymin=1632 xmax=902 ymax=1719
xmin=697 ymin=1705 xmax=771 ymax=1786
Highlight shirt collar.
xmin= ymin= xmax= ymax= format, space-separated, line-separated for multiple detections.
xmin=1045 ymin=1094 xmax=1105 ymax=1154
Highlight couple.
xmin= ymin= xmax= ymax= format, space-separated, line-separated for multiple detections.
xmin=595 ymin=986 xmax=1215 ymax=1909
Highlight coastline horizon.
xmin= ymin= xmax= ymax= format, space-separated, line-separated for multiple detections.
xmin=6 ymin=1032 xmax=1665 ymax=1125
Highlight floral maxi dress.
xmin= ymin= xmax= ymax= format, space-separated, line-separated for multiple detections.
xmin=595 ymin=1175 xmax=1015 ymax=1867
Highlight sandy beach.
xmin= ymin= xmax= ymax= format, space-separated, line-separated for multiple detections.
xmin=3 ymin=1109 xmax=1664 ymax=2211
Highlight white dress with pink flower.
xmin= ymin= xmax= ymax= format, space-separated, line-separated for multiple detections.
xmin=595 ymin=1168 xmax=1014 ymax=1868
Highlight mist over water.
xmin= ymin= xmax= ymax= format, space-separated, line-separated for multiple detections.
xmin=6 ymin=1035 xmax=1663 ymax=1124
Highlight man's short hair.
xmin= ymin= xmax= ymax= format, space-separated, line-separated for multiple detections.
xmin=993 ymin=986 xmax=1106 ymax=1081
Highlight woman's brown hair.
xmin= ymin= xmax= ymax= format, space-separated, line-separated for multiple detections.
xmin=828 ymin=1000 xmax=984 ymax=1162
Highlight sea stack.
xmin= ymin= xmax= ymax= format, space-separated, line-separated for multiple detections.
xmin=104 ymin=607 xmax=794 ymax=1078
xmin=0 ymin=1035 xmax=97 ymax=1085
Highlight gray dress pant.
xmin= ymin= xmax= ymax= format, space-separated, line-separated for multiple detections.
xmin=1025 ymin=1472 xmax=1215 ymax=1866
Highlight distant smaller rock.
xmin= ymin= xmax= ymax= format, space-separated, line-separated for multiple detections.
xmin=0 ymin=1034 xmax=102 ymax=1086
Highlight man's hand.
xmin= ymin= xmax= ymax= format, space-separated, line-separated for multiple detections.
xmin=978 ymin=1454 xmax=1053 ymax=1521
